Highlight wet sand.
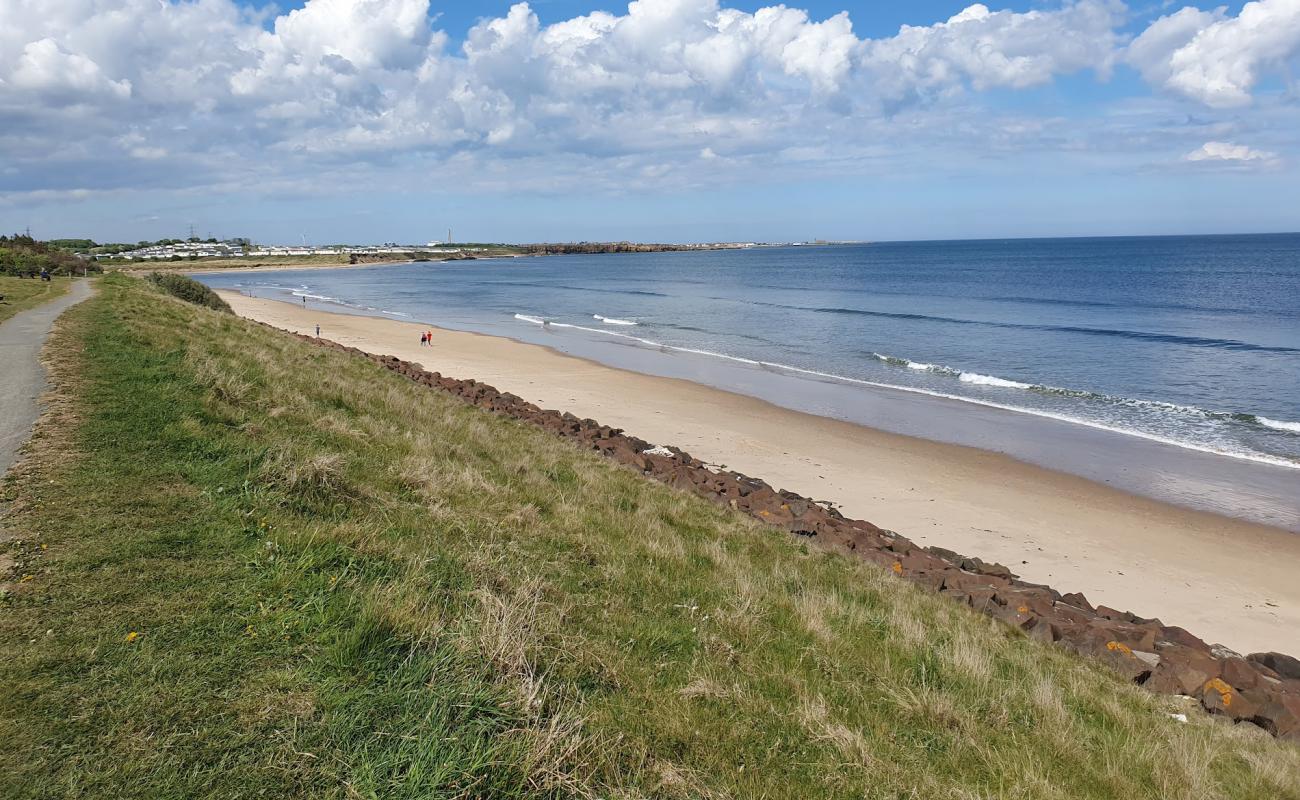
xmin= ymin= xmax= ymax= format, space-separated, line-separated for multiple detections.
xmin=219 ymin=290 xmax=1300 ymax=656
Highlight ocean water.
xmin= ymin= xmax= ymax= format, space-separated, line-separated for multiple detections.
xmin=197 ymin=234 xmax=1300 ymax=527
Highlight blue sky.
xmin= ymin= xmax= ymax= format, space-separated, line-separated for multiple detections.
xmin=2 ymin=0 xmax=1297 ymax=244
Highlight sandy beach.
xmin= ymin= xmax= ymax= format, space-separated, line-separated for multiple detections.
xmin=220 ymin=290 xmax=1300 ymax=656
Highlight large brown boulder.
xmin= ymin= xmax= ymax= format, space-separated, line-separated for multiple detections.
xmin=1200 ymin=678 xmax=1245 ymax=716
xmin=1145 ymin=646 xmax=1221 ymax=696
xmin=1247 ymin=652 xmax=1300 ymax=681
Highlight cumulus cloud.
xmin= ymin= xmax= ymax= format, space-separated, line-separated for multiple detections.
xmin=0 ymin=0 xmax=1289 ymax=202
xmin=1128 ymin=0 xmax=1300 ymax=107
xmin=8 ymin=38 xmax=132 ymax=101
xmin=860 ymin=1 xmax=1123 ymax=101
xmin=1185 ymin=140 xmax=1279 ymax=163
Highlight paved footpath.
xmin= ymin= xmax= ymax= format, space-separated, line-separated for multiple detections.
xmin=0 ymin=279 xmax=93 ymax=477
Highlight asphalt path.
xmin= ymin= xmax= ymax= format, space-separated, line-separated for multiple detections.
xmin=0 ymin=279 xmax=93 ymax=477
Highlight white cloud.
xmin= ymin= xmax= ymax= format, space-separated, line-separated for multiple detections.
xmin=0 ymin=0 xmax=1290 ymax=202
xmin=1128 ymin=0 xmax=1300 ymax=107
xmin=9 ymin=38 xmax=131 ymax=100
xmin=859 ymin=1 xmax=1123 ymax=101
xmin=1185 ymin=140 xmax=1278 ymax=162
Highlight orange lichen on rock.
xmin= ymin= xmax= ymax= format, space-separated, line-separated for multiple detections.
xmin=1203 ymin=677 xmax=1234 ymax=709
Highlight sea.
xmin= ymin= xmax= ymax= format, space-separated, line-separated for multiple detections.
xmin=196 ymin=233 xmax=1300 ymax=530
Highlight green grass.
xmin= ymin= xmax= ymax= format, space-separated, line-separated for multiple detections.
xmin=1 ymin=273 xmax=1297 ymax=798
xmin=146 ymin=271 xmax=233 ymax=312
xmin=0 ymin=275 xmax=72 ymax=324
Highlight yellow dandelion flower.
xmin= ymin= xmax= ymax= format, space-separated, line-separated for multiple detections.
xmin=125 ymin=631 xmax=140 ymax=643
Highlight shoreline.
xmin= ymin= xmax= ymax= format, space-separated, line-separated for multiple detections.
xmin=217 ymin=289 xmax=1300 ymax=655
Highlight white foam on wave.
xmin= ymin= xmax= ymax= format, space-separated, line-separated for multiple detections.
xmin=514 ymin=314 xmax=546 ymax=325
xmin=594 ymin=314 xmax=637 ymax=326
xmin=869 ymin=351 xmax=1289 ymax=431
xmin=290 ymin=290 xmax=336 ymax=302
xmin=1259 ymin=417 xmax=1300 ymax=434
xmin=960 ymin=372 xmax=1033 ymax=389
xmin=870 ymin=351 xmax=959 ymax=376
xmin=513 ymin=313 xmax=1300 ymax=470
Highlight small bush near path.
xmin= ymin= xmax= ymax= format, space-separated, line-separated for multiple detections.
xmin=0 ymin=273 xmax=1296 ymax=799
xmin=146 ymin=271 xmax=232 ymax=312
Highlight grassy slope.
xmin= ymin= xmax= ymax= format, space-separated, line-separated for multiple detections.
xmin=0 ymin=275 xmax=71 ymax=324
xmin=1 ymin=274 xmax=1296 ymax=799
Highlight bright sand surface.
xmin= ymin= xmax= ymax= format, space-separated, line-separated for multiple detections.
xmin=220 ymin=290 xmax=1300 ymax=656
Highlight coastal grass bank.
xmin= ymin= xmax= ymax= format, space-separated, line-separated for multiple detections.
xmin=0 ymin=275 xmax=72 ymax=325
xmin=1 ymin=273 xmax=1296 ymax=798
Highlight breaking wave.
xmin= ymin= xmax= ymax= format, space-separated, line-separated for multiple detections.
xmin=1259 ymin=417 xmax=1300 ymax=434
xmin=594 ymin=314 xmax=637 ymax=325
xmin=513 ymin=316 xmax=1300 ymax=469
xmin=868 ymin=350 xmax=1300 ymax=442
xmin=736 ymin=299 xmax=1300 ymax=355
xmin=959 ymin=372 xmax=1033 ymax=389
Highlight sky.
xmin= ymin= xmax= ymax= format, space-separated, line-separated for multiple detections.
xmin=1 ymin=0 xmax=1298 ymax=244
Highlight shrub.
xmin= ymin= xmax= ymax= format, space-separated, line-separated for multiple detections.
xmin=0 ymin=234 xmax=101 ymax=276
xmin=146 ymin=272 xmax=232 ymax=312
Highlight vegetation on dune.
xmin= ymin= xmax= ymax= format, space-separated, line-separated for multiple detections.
xmin=0 ymin=275 xmax=73 ymax=324
xmin=0 ymin=235 xmax=99 ymax=277
xmin=1 ymin=273 xmax=1297 ymax=798
xmin=145 ymin=271 xmax=233 ymax=312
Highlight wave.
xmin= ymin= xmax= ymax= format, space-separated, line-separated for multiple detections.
xmin=869 ymin=350 xmax=1300 ymax=435
xmin=734 ymin=298 xmax=1300 ymax=355
xmin=289 ymin=290 xmax=337 ymax=302
xmin=1259 ymin=417 xmax=1300 ymax=434
xmin=594 ymin=314 xmax=637 ymax=326
xmin=959 ymin=372 xmax=1033 ymax=389
xmin=869 ymin=352 xmax=960 ymax=376
xmin=514 ymin=314 xmax=546 ymax=325
xmin=511 ymin=315 xmax=1300 ymax=470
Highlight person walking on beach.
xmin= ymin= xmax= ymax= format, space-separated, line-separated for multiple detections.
xmin=315 ymin=324 xmax=320 ymax=337
xmin=420 ymin=332 xmax=427 ymax=347
xmin=426 ymin=329 xmax=434 ymax=347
